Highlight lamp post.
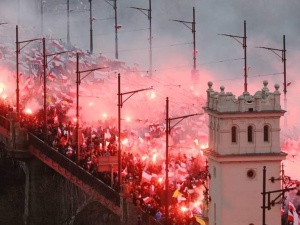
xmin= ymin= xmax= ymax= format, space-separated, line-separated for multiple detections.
xmin=17 ymin=0 xmax=20 ymax=25
xmin=89 ymin=0 xmax=93 ymax=54
xmin=256 ymin=35 xmax=287 ymax=126
xmin=130 ymin=0 xmax=152 ymax=77
xmin=76 ymin=53 xmax=107 ymax=162
xmin=219 ymin=20 xmax=248 ymax=92
xmin=67 ymin=0 xmax=70 ymax=45
xmin=165 ymin=96 xmax=202 ymax=224
xmin=15 ymin=25 xmax=42 ymax=119
xmin=104 ymin=0 xmax=119 ymax=59
xmin=172 ymin=7 xmax=197 ymax=75
xmin=40 ymin=0 xmax=45 ymax=35
xmin=117 ymin=73 xmax=152 ymax=189
xmin=43 ymin=48 xmax=70 ymax=141
xmin=261 ymin=166 xmax=300 ymax=225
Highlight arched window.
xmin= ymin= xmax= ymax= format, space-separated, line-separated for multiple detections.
xmin=264 ymin=125 xmax=269 ymax=142
xmin=231 ymin=126 xmax=237 ymax=143
xmin=248 ymin=125 xmax=253 ymax=142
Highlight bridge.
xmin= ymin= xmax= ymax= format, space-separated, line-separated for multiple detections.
xmin=0 ymin=112 xmax=164 ymax=225
xmin=0 ymin=113 xmax=122 ymax=221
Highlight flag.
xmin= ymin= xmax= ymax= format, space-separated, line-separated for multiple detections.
xmin=177 ymin=195 xmax=186 ymax=203
xmin=288 ymin=201 xmax=295 ymax=221
xmin=51 ymin=40 xmax=64 ymax=51
xmin=143 ymin=196 xmax=151 ymax=204
xmin=151 ymin=173 xmax=158 ymax=181
xmin=172 ymin=189 xmax=182 ymax=198
xmin=145 ymin=133 xmax=150 ymax=140
xmin=57 ymin=127 xmax=62 ymax=137
xmin=60 ymin=72 xmax=68 ymax=83
xmin=178 ymin=165 xmax=187 ymax=175
xmin=288 ymin=201 xmax=299 ymax=225
xmin=121 ymin=166 xmax=128 ymax=176
xmin=194 ymin=215 xmax=206 ymax=225
xmin=47 ymin=72 xmax=57 ymax=81
xmin=179 ymin=175 xmax=187 ymax=182
xmin=141 ymin=171 xmax=152 ymax=184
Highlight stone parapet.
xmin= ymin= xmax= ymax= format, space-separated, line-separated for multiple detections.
xmin=205 ymin=80 xmax=282 ymax=113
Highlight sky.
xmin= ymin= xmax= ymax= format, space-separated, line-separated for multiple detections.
xmin=0 ymin=0 xmax=300 ymax=180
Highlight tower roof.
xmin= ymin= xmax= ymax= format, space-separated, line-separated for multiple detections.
xmin=205 ymin=80 xmax=283 ymax=113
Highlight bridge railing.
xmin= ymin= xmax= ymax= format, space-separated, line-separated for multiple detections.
xmin=141 ymin=211 xmax=164 ymax=225
xmin=28 ymin=132 xmax=120 ymax=206
xmin=0 ymin=115 xmax=10 ymax=132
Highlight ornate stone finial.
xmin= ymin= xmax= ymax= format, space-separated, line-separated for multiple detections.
xmin=238 ymin=95 xmax=245 ymax=100
xmin=274 ymin=83 xmax=280 ymax=91
xmin=208 ymin=81 xmax=213 ymax=88
xmin=220 ymin=85 xmax=225 ymax=93
xmin=262 ymin=80 xmax=269 ymax=99
xmin=263 ymin=80 xmax=268 ymax=88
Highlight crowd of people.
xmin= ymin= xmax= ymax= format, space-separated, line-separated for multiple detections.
xmin=0 ymin=96 xmax=209 ymax=225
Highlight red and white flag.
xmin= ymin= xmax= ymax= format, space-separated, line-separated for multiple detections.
xmin=143 ymin=196 xmax=151 ymax=204
xmin=288 ymin=201 xmax=299 ymax=225
xmin=47 ymin=72 xmax=57 ymax=81
xmin=57 ymin=127 xmax=62 ymax=137
xmin=141 ymin=171 xmax=152 ymax=184
xmin=121 ymin=166 xmax=128 ymax=176
xmin=177 ymin=165 xmax=187 ymax=175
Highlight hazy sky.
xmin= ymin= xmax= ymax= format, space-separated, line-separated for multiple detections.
xmin=1 ymin=0 xmax=300 ymax=179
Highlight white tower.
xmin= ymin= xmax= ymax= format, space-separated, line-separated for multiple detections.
xmin=203 ymin=80 xmax=286 ymax=225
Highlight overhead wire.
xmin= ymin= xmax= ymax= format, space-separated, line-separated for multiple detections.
xmin=101 ymin=42 xmax=192 ymax=54
xmin=138 ymin=57 xmax=244 ymax=73
xmin=49 ymin=28 xmax=150 ymax=41
xmin=119 ymin=71 xmax=201 ymax=111
xmin=212 ymin=72 xmax=283 ymax=82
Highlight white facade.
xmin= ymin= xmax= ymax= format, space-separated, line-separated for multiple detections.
xmin=204 ymin=81 xmax=286 ymax=225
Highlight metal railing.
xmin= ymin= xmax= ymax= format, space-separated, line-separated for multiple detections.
xmin=0 ymin=115 xmax=10 ymax=132
xmin=141 ymin=211 xmax=164 ymax=225
xmin=28 ymin=133 xmax=120 ymax=206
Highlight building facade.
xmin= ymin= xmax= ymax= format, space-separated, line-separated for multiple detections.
xmin=204 ymin=80 xmax=286 ymax=225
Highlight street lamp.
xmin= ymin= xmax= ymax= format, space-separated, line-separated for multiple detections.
xmin=76 ymin=52 xmax=108 ymax=162
xmin=40 ymin=0 xmax=46 ymax=35
xmin=130 ymin=0 xmax=152 ymax=77
xmin=172 ymin=7 xmax=198 ymax=82
xmin=15 ymin=25 xmax=42 ymax=119
xmin=165 ymin=96 xmax=202 ymax=224
xmin=43 ymin=47 xmax=70 ymax=141
xmin=261 ymin=166 xmax=300 ymax=225
xmin=117 ymin=73 xmax=152 ymax=189
xmin=89 ymin=0 xmax=93 ymax=54
xmin=104 ymin=0 xmax=119 ymax=59
xmin=67 ymin=0 xmax=70 ymax=45
xmin=256 ymin=35 xmax=287 ymax=126
xmin=219 ymin=20 xmax=248 ymax=92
